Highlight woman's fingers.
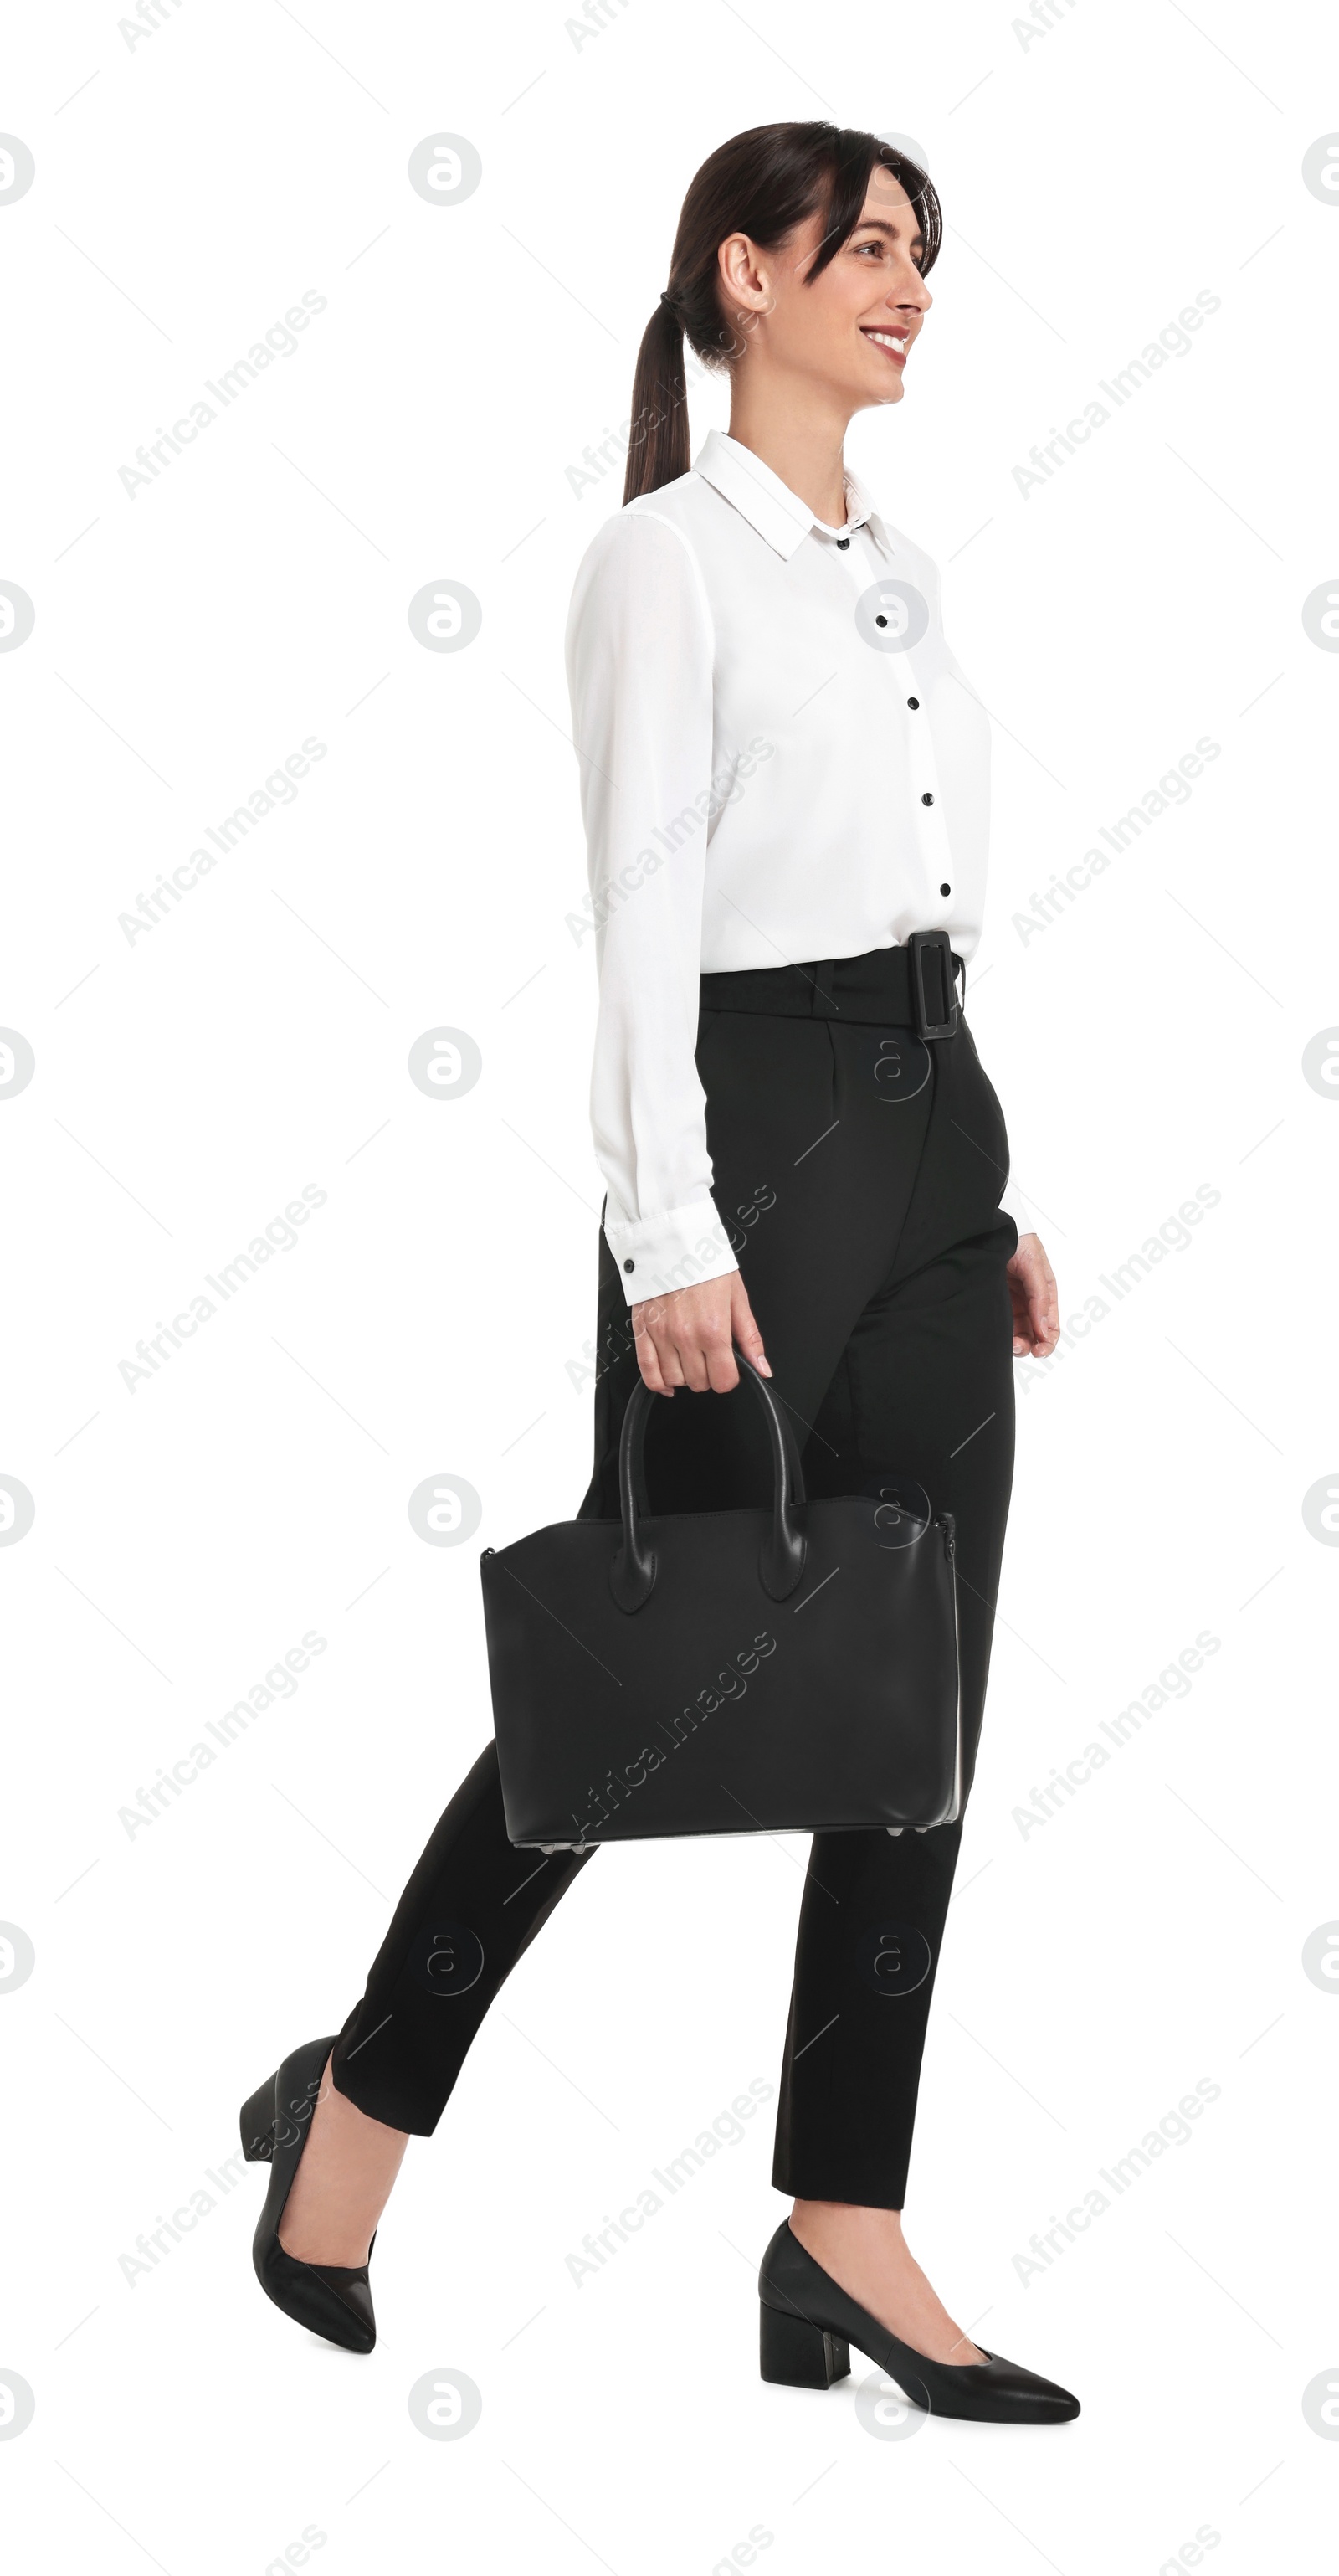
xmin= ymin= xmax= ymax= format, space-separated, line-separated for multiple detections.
xmin=1007 ymin=1234 xmax=1059 ymax=1357
xmin=631 ymin=1300 xmax=671 ymax=1393
xmin=672 ymin=1310 xmax=722 ymax=1392
xmin=1031 ymin=1250 xmax=1059 ymax=1353
xmin=633 ymin=1324 xmax=667 ymax=1392
xmin=700 ymin=1313 xmax=740 ymax=1392
xmin=730 ymin=1278 xmax=771 ymax=1377
xmin=631 ymin=1276 xmax=754 ymax=1394
xmin=633 ymin=1297 xmax=694 ymax=1391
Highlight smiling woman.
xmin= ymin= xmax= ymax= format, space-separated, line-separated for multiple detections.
xmin=242 ymin=116 xmax=1075 ymax=2434
xmin=624 ymin=124 xmax=941 ymax=503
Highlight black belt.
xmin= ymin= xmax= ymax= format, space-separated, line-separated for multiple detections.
xmin=699 ymin=932 xmax=962 ymax=1040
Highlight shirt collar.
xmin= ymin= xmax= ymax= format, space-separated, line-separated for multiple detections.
xmin=694 ymin=428 xmax=893 ymax=562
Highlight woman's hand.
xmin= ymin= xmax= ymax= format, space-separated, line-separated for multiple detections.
xmin=1008 ymin=1232 xmax=1060 ymax=1357
xmin=631 ymin=1271 xmax=770 ymax=1394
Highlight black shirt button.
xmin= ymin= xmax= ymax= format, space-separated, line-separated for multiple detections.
xmin=623 ymin=1258 xmax=634 ymax=1273
xmin=907 ymin=696 xmax=920 ymax=709
xmin=940 ymin=882 xmax=951 ymax=896
xmin=836 ymin=537 xmax=849 ymax=549
xmin=921 ymin=791 xmax=934 ymax=806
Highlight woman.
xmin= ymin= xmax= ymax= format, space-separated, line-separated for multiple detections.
xmin=240 ymin=121 xmax=1075 ymax=2424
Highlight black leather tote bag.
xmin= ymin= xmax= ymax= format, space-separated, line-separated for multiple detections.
xmin=480 ymin=1353 xmax=962 ymax=1848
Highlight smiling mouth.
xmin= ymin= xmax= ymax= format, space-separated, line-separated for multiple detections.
xmin=861 ymin=327 xmax=908 ymax=366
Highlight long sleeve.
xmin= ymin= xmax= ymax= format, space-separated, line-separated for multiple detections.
xmin=566 ymin=507 xmax=737 ymax=1306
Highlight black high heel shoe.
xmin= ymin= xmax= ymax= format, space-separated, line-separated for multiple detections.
xmin=240 ymin=2033 xmax=377 ymax=2355
xmin=758 ymin=2222 xmax=1079 ymax=2424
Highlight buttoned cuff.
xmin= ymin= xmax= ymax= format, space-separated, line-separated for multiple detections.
xmin=603 ymin=1201 xmax=739 ymax=1308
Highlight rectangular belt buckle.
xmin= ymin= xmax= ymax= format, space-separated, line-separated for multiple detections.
xmin=909 ymin=930 xmax=959 ymax=1040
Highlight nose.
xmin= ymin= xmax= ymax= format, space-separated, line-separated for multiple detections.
xmin=890 ymin=271 xmax=931 ymax=318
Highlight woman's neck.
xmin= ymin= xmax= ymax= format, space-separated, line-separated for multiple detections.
xmin=724 ymin=388 xmax=853 ymax=527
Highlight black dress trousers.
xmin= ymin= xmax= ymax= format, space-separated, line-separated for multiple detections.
xmin=331 ymin=955 xmax=1018 ymax=2209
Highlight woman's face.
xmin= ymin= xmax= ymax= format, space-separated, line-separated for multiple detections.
xmin=720 ymin=167 xmax=932 ymax=409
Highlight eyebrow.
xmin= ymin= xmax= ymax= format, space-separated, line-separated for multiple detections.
xmin=850 ymin=216 xmax=925 ymax=251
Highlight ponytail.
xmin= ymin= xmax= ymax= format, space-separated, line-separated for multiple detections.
xmin=621 ymin=295 xmax=690 ymax=506
xmin=621 ymin=121 xmax=941 ymax=506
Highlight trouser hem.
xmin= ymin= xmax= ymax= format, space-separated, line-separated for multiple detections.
xmin=771 ymin=2163 xmax=910 ymax=2212
xmin=327 ymin=2059 xmax=444 ymax=2140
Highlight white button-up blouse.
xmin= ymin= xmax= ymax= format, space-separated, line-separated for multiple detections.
xmin=566 ymin=427 xmax=1020 ymax=1304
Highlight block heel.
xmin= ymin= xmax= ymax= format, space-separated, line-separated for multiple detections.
xmin=239 ymin=2075 xmax=277 ymax=2162
xmin=760 ymin=2299 xmax=850 ymax=2388
xmin=239 ymin=2034 xmax=377 ymax=2354
xmin=757 ymin=2221 xmax=1079 ymax=2424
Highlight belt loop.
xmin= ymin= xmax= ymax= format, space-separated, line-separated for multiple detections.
xmin=811 ymin=960 xmax=839 ymax=1017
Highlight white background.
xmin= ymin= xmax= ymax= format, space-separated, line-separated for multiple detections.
xmin=2 ymin=3 xmax=1336 ymax=2570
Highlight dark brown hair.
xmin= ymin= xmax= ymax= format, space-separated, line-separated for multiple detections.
xmin=622 ymin=122 xmax=941 ymax=506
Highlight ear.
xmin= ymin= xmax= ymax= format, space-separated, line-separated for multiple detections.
xmin=716 ymin=232 xmax=772 ymax=316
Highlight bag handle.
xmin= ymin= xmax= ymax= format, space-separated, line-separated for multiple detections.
xmin=610 ymin=1347 xmax=808 ymax=1614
